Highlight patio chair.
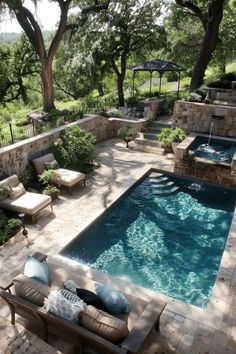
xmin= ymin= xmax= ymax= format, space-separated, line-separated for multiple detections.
xmin=32 ymin=153 xmax=85 ymax=193
xmin=0 ymin=175 xmax=52 ymax=222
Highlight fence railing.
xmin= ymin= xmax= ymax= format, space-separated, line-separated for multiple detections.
xmin=0 ymin=96 xmax=119 ymax=148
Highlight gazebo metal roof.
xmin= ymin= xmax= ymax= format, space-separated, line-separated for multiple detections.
xmin=130 ymin=59 xmax=183 ymax=98
xmin=131 ymin=59 xmax=183 ymax=73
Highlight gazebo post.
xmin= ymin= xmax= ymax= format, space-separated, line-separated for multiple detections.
xmin=177 ymin=72 xmax=181 ymax=99
xmin=149 ymin=71 xmax=153 ymax=97
xmin=132 ymin=71 xmax=136 ymax=98
xmin=159 ymin=72 xmax=163 ymax=97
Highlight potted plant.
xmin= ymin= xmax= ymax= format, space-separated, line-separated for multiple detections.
xmin=117 ymin=126 xmax=136 ymax=148
xmin=39 ymin=169 xmax=61 ymax=199
xmin=42 ymin=185 xmax=60 ymax=200
xmin=157 ymin=127 xmax=186 ymax=153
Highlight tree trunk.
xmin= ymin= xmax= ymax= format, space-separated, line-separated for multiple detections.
xmin=117 ymin=74 xmax=125 ymax=107
xmin=41 ymin=59 xmax=55 ymax=112
xmin=18 ymin=76 xmax=28 ymax=105
xmin=189 ymin=1 xmax=225 ymax=91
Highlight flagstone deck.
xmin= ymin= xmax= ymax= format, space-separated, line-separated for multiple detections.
xmin=0 ymin=138 xmax=236 ymax=354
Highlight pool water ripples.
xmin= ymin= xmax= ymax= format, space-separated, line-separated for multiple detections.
xmin=63 ymin=173 xmax=235 ymax=307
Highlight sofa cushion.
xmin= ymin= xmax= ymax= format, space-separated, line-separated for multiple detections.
xmin=63 ymin=279 xmax=80 ymax=294
xmin=32 ymin=153 xmax=55 ymax=175
xmin=0 ymin=191 xmax=51 ymax=216
xmin=57 ymin=169 xmax=85 ymax=187
xmin=76 ymin=288 xmax=106 ymax=310
xmin=0 ymin=175 xmax=19 ymax=188
xmin=46 ymin=289 xmax=85 ymax=322
xmin=0 ymin=185 xmax=10 ymax=200
xmin=44 ymin=160 xmax=60 ymax=170
xmin=95 ymin=283 xmax=130 ymax=314
xmin=9 ymin=183 xmax=26 ymax=199
xmin=13 ymin=274 xmax=51 ymax=307
xmin=82 ymin=305 xmax=129 ymax=343
xmin=24 ymin=256 xmax=49 ymax=285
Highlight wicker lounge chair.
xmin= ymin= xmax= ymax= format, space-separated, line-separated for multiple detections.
xmin=32 ymin=153 xmax=86 ymax=193
xmin=0 ymin=253 xmax=167 ymax=354
xmin=0 ymin=175 xmax=52 ymax=222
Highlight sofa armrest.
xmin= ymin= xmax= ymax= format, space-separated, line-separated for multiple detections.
xmin=121 ymin=299 xmax=166 ymax=354
xmin=31 ymin=252 xmax=48 ymax=262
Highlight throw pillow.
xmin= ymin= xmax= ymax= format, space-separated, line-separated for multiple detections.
xmin=14 ymin=274 xmax=50 ymax=307
xmin=82 ymin=305 xmax=129 ymax=343
xmin=24 ymin=255 xmax=49 ymax=285
xmin=95 ymin=283 xmax=130 ymax=314
xmin=9 ymin=183 xmax=25 ymax=199
xmin=44 ymin=160 xmax=59 ymax=170
xmin=46 ymin=289 xmax=86 ymax=322
xmin=63 ymin=279 xmax=80 ymax=294
xmin=0 ymin=185 xmax=10 ymax=200
xmin=76 ymin=288 xmax=106 ymax=310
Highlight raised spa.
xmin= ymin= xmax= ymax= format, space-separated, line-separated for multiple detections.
xmin=62 ymin=172 xmax=235 ymax=307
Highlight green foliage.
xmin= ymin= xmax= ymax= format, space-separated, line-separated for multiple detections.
xmin=42 ymin=185 xmax=60 ymax=196
xmin=184 ymin=92 xmax=203 ymax=102
xmin=0 ymin=210 xmax=22 ymax=245
xmin=39 ymin=169 xmax=61 ymax=187
xmin=0 ymin=185 xmax=10 ymax=199
xmin=53 ymin=126 xmax=96 ymax=171
xmin=157 ymin=127 xmax=186 ymax=147
xmin=117 ymin=125 xmax=136 ymax=147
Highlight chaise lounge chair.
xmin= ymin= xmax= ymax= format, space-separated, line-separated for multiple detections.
xmin=0 ymin=175 xmax=52 ymax=222
xmin=32 ymin=153 xmax=86 ymax=193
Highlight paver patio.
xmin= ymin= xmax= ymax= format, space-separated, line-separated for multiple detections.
xmin=0 ymin=138 xmax=236 ymax=354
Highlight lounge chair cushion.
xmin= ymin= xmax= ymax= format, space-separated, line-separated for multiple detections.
xmin=0 ymin=191 xmax=51 ymax=216
xmin=33 ymin=153 xmax=55 ymax=175
xmin=63 ymin=279 xmax=80 ymax=294
xmin=44 ymin=160 xmax=60 ymax=170
xmin=46 ymin=289 xmax=85 ymax=322
xmin=9 ymin=183 xmax=26 ymax=199
xmin=24 ymin=256 xmax=50 ymax=285
xmin=95 ymin=283 xmax=130 ymax=314
xmin=0 ymin=174 xmax=19 ymax=188
xmin=82 ymin=305 xmax=129 ymax=343
xmin=14 ymin=274 xmax=50 ymax=307
xmin=57 ymin=168 xmax=85 ymax=187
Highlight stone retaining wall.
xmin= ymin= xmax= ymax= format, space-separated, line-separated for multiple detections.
xmin=173 ymin=100 xmax=236 ymax=137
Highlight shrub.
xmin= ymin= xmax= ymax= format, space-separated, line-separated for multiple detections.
xmin=53 ymin=126 xmax=96 ymax=172
xmin=157 ymin=127 xmax=186 ymax=148
xmin=0 ymin=210 xmax=22 ymax=245
xmin=39 ymin=169 xmax=61 ymax=187
xmin=117 ymin=126 xmax=136 ymax=148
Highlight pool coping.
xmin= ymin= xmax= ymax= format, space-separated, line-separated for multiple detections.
xmin=52 ymin=166 xmax=236 ymax=332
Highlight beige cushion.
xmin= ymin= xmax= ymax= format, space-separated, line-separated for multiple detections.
xmin=57 ymin=169 xmax=85 ymax=187
xmin=0 ymin=175 xmax=19 ymax=188
xmin=9 ymin=183 xmax=26 ymax=199
xmin=14 ymin=274 xmax=51 ymax=307
xmin=44 ymin=160 xmax=59 ymax=170
xmin=82 ymin=305 xmax=129 ymax=343
xmin=0 ymin=191 xmax=51 ymax=215
xmin=32 ymin=153 xmax=55 ymax=175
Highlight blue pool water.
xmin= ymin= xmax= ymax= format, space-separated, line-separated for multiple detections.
xmin=62 ymin=173 xmax=236 ymax=307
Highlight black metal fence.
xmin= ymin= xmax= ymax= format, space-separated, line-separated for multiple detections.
xmin=0 ymin=96 xmax=118 ymax=148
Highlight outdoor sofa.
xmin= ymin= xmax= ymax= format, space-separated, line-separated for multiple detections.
xmin=32 ymin=153 xmax=86 ymax=193
xmin=0 ymin=252 xmax=167 ymax=354
xmin=0 ymin=175 xmax=52 ymax=222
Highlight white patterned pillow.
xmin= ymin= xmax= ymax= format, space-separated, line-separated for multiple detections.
xmin=45 ymin=289 xmax=86 ymax=322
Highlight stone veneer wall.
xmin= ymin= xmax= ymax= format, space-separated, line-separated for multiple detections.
xmin=0 ymin=99 xmax=158 ymax=179
xmin=173 ymin=101 xmax=236 ymax=137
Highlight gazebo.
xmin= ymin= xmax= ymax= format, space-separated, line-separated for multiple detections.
xmin=131 ymin=59 xmax=183 ymax=98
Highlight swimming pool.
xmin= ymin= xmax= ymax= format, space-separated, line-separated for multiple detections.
xmin=62 ymin=172 xmax=236 ymax=307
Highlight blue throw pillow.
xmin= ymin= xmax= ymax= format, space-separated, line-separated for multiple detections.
xmin=24 ymin=256 xmax=49 ymax=285
xmin=95 ymin=283 xmax=130 ymax=314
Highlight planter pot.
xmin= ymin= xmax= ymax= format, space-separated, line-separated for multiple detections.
xmin=50 ymin=192 xmax=59 ymax=200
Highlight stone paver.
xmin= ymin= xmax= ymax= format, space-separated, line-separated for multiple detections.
xmin=0 ymin=138 xmax=236 ymax=353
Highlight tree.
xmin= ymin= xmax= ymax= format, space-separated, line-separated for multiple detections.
xmin=175 ymin=0 xmax=226 ymax=91
xmin=1 ymin=0 xmax=109 ymax=112
xmin=87 ymin=0 xmax=162 ymax=107
xmin=0 ymin=35 xmax=40 ymax=104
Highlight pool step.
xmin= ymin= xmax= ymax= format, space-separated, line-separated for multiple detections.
xmin=152 ymin=186 xmax=179 ymax=195
xmin=149 ymin=176 xmax=169 ymax=183
xmin=150 ymin=181 xmax=175 ymax=188
xmin=149 ymin=172 xmax=163 ymax=178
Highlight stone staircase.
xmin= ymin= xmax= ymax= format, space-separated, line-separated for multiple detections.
xmin=148 ymin=172 xmax=179 ymax=196
xmin=129 ymin=117 xmax=172 ymax=154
